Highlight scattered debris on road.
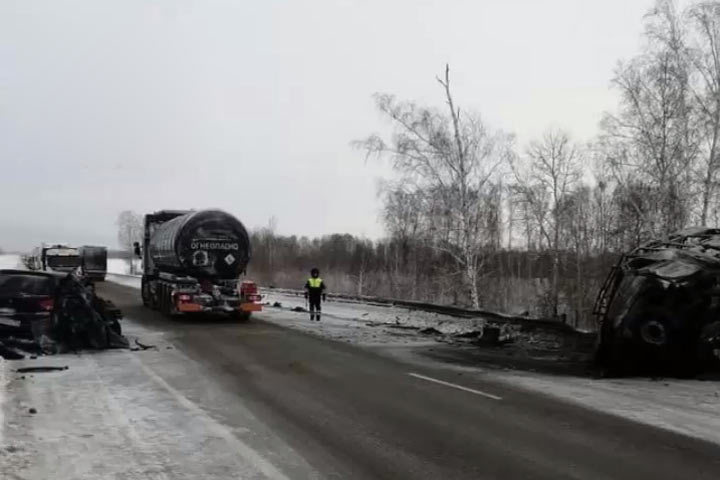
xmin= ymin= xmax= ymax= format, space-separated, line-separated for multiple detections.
xmin=16 ymin=366 xmax=68 ymax=373
xmin=420 ymin=327 xmax=442 ymax=335
xmin=134 ymin=339 xmax=157 ymax=350
xmin=0 ymin=343 xmax=25 ymax=360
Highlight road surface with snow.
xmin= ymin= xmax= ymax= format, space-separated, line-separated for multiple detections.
xmin=3 ymin=279 xmax=719 ymax=479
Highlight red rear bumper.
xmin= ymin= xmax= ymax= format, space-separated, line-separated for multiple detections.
xmin=240 ymin=302 xmax=262 ymax=312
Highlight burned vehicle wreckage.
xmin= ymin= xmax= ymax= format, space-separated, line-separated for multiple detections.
xmin=595 ymin=227 xmax=720 ymax=376
xmin=0 ymin=268 xmax=126 ymax=360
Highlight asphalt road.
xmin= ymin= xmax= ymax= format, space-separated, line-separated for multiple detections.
xmin=98 ymin=281 xmax=720 ymax=480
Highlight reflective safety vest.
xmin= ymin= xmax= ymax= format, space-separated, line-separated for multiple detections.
xmin=307 ymin=277 xmax=323 ymax=288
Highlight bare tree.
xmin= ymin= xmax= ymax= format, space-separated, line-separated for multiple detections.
xmin=350 ymin=239 xmax=373 ymax=296
xmin=512 ymin=129 xmax=582 ymax=317
xmin=261 ymin=216 xmax=278 ymax=279
xmin=559 ymin=186 xmax=595 ymax=327
xmin=357 ymin=65 xmax=514 ymax=308
xmin=381 ymin=183 xmax=424 ymax=298
xmin=685 ymin=2 xmax=720 ymax=224
xmin=599 ymin=0 xmax=696 ymax=236
xmin=116 ymin=210 xmax=143 ymax=273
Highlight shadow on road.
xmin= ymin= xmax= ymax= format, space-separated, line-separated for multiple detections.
xmin=418 ymin=344 xmax=596 ymax=377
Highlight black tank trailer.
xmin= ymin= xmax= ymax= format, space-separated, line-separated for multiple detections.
xmin=135 ymin=210 xmax=261 ymax=320
xmin=148 ymin=209 xmax=251 ymax=278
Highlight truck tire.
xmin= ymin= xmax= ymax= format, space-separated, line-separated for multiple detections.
xmin=235 ymin=311 xmax=251 ymax=322
xmin=160 ymin=283 xmax=170 ymax=316
xmin=141 ymin=278 xmax=152 ymax=308
xmin=157 ymin=283 xmax=181 ymax=319
xmin=627 ymin=306 xmax=684 ymax=375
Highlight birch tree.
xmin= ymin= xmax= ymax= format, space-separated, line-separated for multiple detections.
xmin=357 ymin=65 xmax=514 ymax=308
xmin=116 ymin=210 xmax=143 ymax=273
xmin=512 ymin=129 xmax=581 ymax=317
xmin=686 ymin=2 xmax=720 ymax=224
xmin=599 ymin=0 xmax=696 ymax=236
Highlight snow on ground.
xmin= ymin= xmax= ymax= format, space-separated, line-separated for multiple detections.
xmin=106 ymin=256 xmax=141 ymax=289
xmin=106 ymin=277 xmax=720 ymax=446
xmin=107 ymin=257 xmax=141 ymax=275
xmin=263 ymin=290 xmax=487 ymax=336
xmin=106 ymin=273 xmax=141 ymax=289
xmin=494 ymin=371 xmax=720 ymax=446
xmin=0 ymin=321 xmax=318 ymax=479
xmin=107 ymin=257 xmax=130 ymax=275
xmin=0 ymin=254 xmax=22 ymax=270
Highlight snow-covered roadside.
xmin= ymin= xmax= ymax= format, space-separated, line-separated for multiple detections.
xmin=0 ymin=255 xmax=24 ymax=446
xmin=0 ymin=254 xmax=22 ymax=270
xmin=493 ymin=371 xmax=720 ymax=445
xmin=107 ymin=258 xmax=131 ymax=275
xmin=106 ymin=273 xmax=141 ymax=289
xmin=0 ymin=321 xmax=317 ymax=479
xmin=107 ymin=257 xmax=142 ymax=276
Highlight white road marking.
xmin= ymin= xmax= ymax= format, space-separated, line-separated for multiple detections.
xmin=408 ymin=372 xmax=502 ymax=401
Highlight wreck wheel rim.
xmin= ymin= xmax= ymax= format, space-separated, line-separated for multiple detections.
xmin=640 ymin=320 xmax=668 ymax=346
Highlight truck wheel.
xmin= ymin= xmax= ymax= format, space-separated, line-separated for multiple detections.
xmin=235 ymin=311 xmax=251 ymax=322
xmin=141 ymin=279 xmax=152 ymax=308
xmin=629 ymin=307 xmax=680 ymax=375
xmin=160 ymin=284 xmax=170 ymax=316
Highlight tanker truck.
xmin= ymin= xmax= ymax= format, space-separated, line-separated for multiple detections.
xmin=133 ymin=209 xmax=262 ymax=319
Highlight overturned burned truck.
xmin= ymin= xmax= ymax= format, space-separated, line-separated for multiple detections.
xmin=594 ymin=227 xmax=720 ymax=376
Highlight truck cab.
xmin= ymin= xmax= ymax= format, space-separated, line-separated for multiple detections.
xmin=41 ymin=244 xmax=80 ymax=273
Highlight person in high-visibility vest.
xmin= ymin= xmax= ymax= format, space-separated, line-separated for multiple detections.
xmin=304 ymin=267 xmax=327 ymax=321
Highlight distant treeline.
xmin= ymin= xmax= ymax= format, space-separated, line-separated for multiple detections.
xmin=248 ymin=231 xmax=621 ymax=330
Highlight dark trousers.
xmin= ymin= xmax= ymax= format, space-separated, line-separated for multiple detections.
xmin=309 ymin=297 xmax=321 ymax=319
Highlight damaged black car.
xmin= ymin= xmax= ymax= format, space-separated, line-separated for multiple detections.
xmin=594 ymin=227 xmax=720 ymax=376
xmin=0 ymin=268 xmax=127 ymax=359
xmin=0 ymin=269 xmax=62 ymax=337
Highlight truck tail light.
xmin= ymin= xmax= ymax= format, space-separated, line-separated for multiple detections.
xmin=38 ymin=297 xmax=54 ymax=311
xmin=240 ymin=281 xmax=258 ymax=296
xmin=240 ymin=281 xmax=261 ymax=303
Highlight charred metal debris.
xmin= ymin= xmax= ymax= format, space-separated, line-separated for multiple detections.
xmin=595 ymin=227 xmax=720 ymax=376
xmin=0 ymin=270 xmax=127 ymax=360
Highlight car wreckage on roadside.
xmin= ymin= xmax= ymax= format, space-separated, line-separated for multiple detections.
xmin=0 ymin=267 xmax=126 ymax=359
xmin=594 ymin=227 xmax=720 ymax=376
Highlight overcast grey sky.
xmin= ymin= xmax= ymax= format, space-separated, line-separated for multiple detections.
xmin=1 ymin=0 xmax=667 ymax=251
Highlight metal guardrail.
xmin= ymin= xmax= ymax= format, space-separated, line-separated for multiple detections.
xmin=105 ymin=273 xmax=580 ymax=334
xmin=265 ymin=287 xmax=580 ymax=334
